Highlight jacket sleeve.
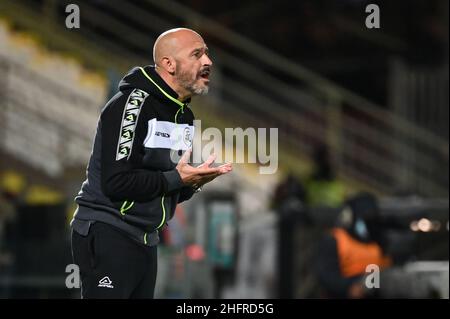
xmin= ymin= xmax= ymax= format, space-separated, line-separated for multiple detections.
xmin=100 ymin=91 xmax=184 ymax=202
xmin=178 ymin=186 xmax=196 ymax=203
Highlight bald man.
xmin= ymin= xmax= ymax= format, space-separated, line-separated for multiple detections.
xmin=71 ymin=28 xmax=231 ymax=299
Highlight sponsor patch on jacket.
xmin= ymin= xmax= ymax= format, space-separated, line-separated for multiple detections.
xmin=144 ymin=118 xmax=194 ymax=150
xmin=116 ymin=89 xmax=149 ymax=161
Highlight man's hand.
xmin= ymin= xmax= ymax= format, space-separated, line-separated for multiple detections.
xmin=176 ymin=150 xmax=232 ymax=187
xmin=195 ymin=153 xmax=232 ymax=187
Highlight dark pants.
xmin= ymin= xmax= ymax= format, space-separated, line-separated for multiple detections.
xmin=71 ymin=222 xmax=157 ymax=299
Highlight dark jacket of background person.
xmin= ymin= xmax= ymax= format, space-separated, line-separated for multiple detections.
xmin=314 ymin=193 xmax=392 ymax=298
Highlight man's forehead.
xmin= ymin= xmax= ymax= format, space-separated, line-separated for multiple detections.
xmin=176 ymin=40 xmax=208 ymax=57
xmin=189 ymin=41 xmax=208 ymax=50
xmin=177 ymin=35 xmax=206 ymax=49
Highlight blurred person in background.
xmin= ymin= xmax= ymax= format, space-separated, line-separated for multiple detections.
xmin=314 ymin=192 xmax=392 ymax=298
xmin=306 ymin=145 xmax=345 ymax=208
xmin=271 ymin=172 xmax=306 ymax=210
xmin=71 ymin=28 xmax=232 ymax=299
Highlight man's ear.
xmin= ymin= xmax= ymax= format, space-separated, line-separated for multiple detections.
xmin=160 ymin=56 xmax=176 ymax=75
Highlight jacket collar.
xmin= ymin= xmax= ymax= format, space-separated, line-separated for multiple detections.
xmin=140 ymin=66 xmax=191 ymax=107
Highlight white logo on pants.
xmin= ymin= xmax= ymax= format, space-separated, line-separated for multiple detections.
xmin=98 ymin=276 xmax=114 ymax=288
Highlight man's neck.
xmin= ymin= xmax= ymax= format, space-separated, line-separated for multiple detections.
xmin=155 ymin=67 xmax=191 ymax=102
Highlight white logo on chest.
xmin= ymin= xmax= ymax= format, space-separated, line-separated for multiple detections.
xmin=144 ymin=119 xmax=194 ymax=150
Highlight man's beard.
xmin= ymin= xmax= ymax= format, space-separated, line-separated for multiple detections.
xmin=176 ymin=65 xmax=209 ymax=96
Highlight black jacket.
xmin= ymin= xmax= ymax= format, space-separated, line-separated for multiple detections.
xmin=314 ymin=234 xmax=362 ymax=298
xmin=72 ymin=66 xmax=196 ymax=246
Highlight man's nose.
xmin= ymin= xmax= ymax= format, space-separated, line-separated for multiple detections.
xmin=202 ymin=54 xmax=212 ymax=67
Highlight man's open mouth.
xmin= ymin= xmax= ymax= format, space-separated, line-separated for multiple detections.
xmin=199 ymin=69 xmax=210 ymax=80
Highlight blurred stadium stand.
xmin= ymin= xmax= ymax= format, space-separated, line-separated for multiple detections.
xmin=0 ymin=0 xmax=448 ymax=197
xmin=0 ymin=0 xmax=448 ymax=298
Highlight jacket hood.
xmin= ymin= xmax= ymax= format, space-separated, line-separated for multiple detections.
xmin=118 ymin=65 xmax=190 ymax=107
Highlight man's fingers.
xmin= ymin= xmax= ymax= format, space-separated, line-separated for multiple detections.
xmin=199 ymin=163 xmax=232 ymax=175
xmin=196 ymin=166 xmax=222 ymax=175
xmin=197 ymin=153 xmax=217 ymax=169
xmin=217 ymin=163 xmax=233 ymax=173
xmin=178 ymin=149 xmax=192 ymax=165
xmin=198 ymin=164 xmax=232 ymax=176
xmin=198 ymin=163 xmax=232 ymax=175
xmin=195 ymin=163 xmax=232 ymax=187
xmin=219 ymin=166 xmax=232 ymax=174
xmin=204 ymin=153 xmax=217 ymax=166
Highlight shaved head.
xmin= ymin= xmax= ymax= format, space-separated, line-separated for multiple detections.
xmin=153 ymin=28 xmax=204 ymax=66
xmin=152 ymin=28 xmax=212 ymax=101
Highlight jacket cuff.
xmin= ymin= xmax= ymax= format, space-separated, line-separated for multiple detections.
xmin=162 ymin=170 xmax=184 ymax=193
